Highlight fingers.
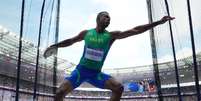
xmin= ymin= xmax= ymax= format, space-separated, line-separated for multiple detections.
xmin=170 ymin=17 xmax=175 ymax=19
xmin=160 ymin=16 xmax=174 ymax=23
xmin=164 ymin=16 xmax=175 ymax=20
xmin=167 ymin=16 xmax=175 ymax=20
xmin=159 ymin=16 xmax=175 ymax=24
xmin=43 ymin=45 xmax=57 ymax=58
xmin=44 ymin=47 xmax=50 ymax=54
xmin=43 ymin=47 xmax=53 ymax=58
xmin=43 ymin=49 xmax=49 ymax=58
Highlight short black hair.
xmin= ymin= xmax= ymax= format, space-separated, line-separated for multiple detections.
xmin=96 ymin=11 xmax=109 ymax=23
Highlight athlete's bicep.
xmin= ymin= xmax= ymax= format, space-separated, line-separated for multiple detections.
xmin=71 ymin=30 xmax=87 ymax=42
xmin=110 ymin=29 xmax=139 ymax=40
xmin=110 ymin=31 xmax=121 ymax=40
xmin=110 ymin=30 xmax=131 ymax=40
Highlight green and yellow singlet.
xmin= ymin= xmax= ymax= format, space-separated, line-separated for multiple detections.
xmin=79 ymin=28 xmax=112 ymax=71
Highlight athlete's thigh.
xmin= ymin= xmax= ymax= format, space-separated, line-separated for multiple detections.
xmin=104 ymin=77 xmax=122 ymax=91
xmin=65 ymin=69 xmax=84 ymax=89
xmin=87 ymin=72 xmax=112 ymax=89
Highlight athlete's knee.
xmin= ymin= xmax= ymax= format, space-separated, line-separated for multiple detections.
xmin=54 ymin=81 xmax=73 ymax=101
xmin=55 ymin=88 xmax=66 ymax=98
xmin=118 ymin=84 xmax=124 ymax=93
xmin=112 ymin=83 xmax=124 ymax=94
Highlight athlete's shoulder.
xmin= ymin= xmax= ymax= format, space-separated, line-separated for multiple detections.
xmin=108 ymin=30 xmax=121 ymax=39
xmin=79 ymin=30 xmax=88 ymax=35
xmin=80 ymin=30 xmax=88 ymax=34
xmin=76 ymin=30 xmax=88 ymax=40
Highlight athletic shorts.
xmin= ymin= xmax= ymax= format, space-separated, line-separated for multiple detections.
xmin=65 ymin=64 xmax=112 ymax=89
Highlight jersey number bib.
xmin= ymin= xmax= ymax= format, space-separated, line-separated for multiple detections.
xmin=84 ymin=48 xmax=104 ymax=61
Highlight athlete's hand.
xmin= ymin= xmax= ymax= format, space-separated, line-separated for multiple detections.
xmin=43 ymin=45 xmax=57 ymax=58
xmin=159 ymin=16 xmax=175 ymax=24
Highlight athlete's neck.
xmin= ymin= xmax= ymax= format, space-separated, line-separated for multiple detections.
xmin=95 ymin=26 xmax=105 ymax=33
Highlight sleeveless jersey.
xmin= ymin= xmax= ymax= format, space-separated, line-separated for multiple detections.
xmin=79 ymin=29 xmax=112 ymax=71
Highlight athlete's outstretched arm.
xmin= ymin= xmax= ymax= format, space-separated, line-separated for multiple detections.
xmin=44 ymin=30 xmax=87 ymax=52
xmin=51 ymin=30 xmax=87 ymax=48
xmin=111 ymin=16 xmax=175 ymax=40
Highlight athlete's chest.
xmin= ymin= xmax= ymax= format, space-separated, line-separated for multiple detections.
xmin=84 ymin=32 xmax=111 ymax=48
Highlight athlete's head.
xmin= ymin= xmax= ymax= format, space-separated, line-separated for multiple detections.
xmin=96 ymin=11 xmax=110 ymax=28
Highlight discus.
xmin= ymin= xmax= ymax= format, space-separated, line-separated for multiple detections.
xmin=44 ymin=47 xmax=57 ymax=58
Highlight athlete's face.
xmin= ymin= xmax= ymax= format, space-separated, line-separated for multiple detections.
xmin=98 ymin=13 xmax=110 ymax=28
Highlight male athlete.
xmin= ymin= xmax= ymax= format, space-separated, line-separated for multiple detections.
xmin=44 ymin=11 xmax=174 ymax=101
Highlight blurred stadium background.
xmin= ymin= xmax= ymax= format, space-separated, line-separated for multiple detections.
xmin=0 ymin=0 xmax=201 ymax=101
xmin=0 ymin=25 xmax=201 ymax=101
